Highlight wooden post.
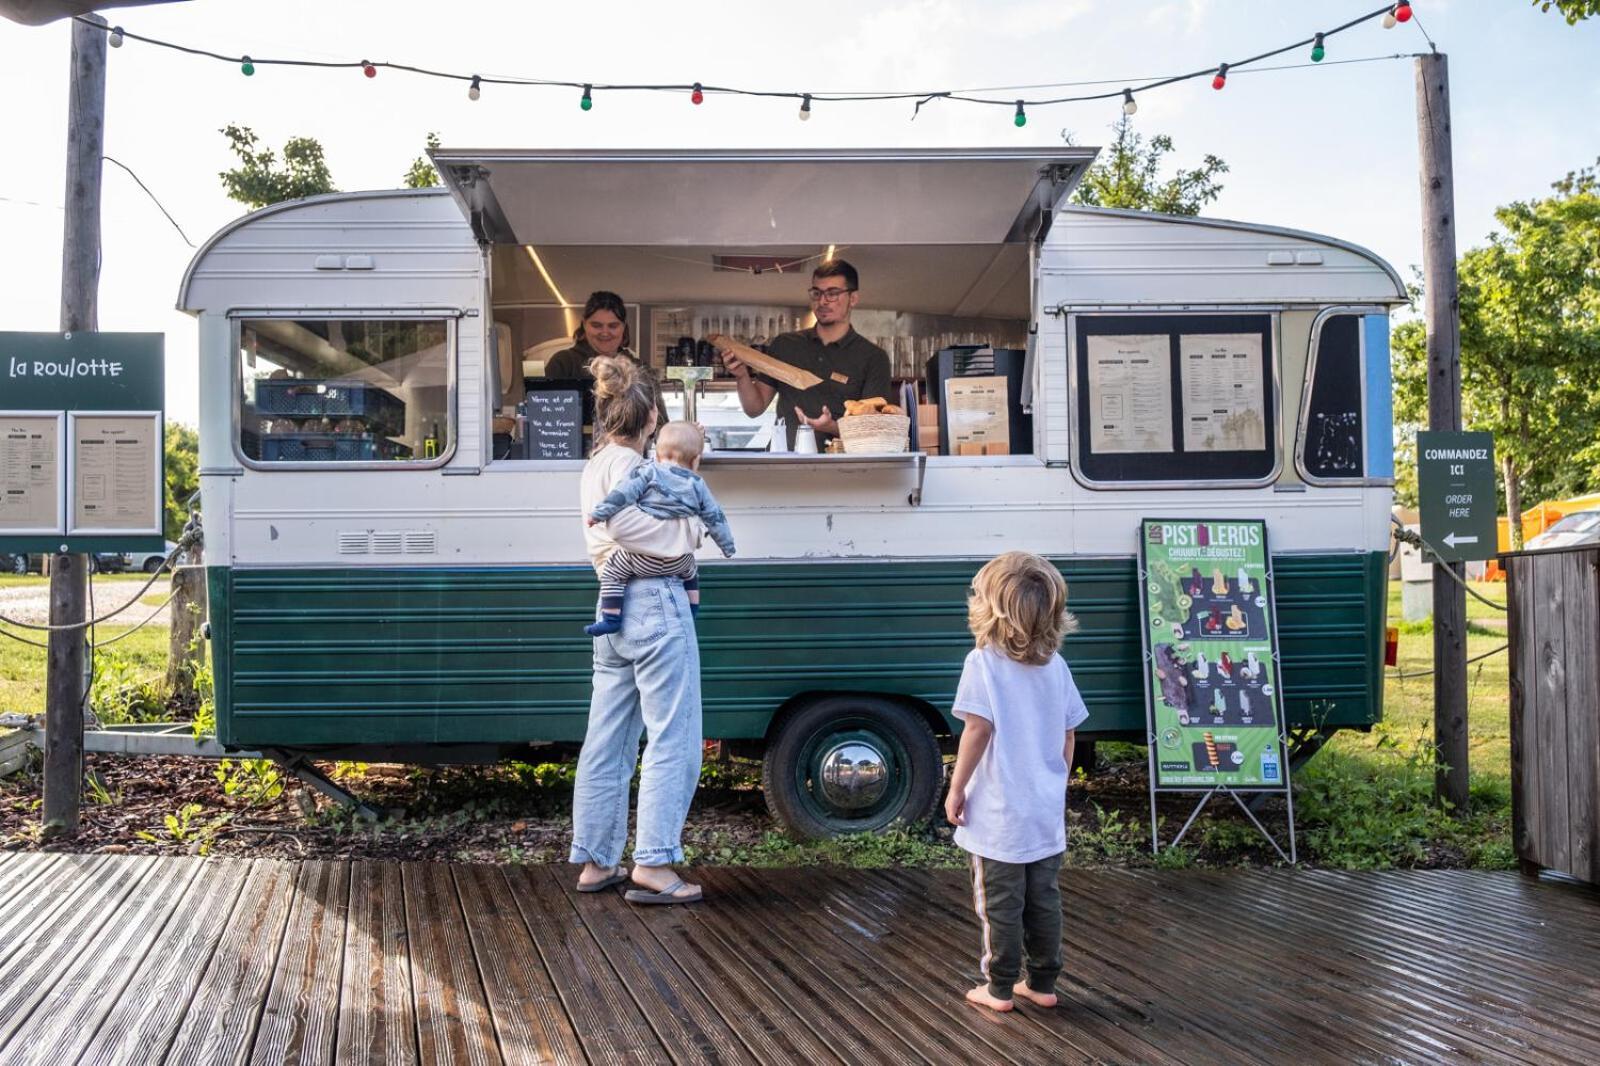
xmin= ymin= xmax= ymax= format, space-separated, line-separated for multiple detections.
xmin=165 ymin=565 xmax=206 ymax=704
xmin=1416 ymin=52 xmax=1470 ymax=814
xmin=42 ymin=13 xmax=108 ymax=839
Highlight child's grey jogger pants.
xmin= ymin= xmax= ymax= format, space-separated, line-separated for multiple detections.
xmin=969 ymin=851 xmax=1064 ymax=1001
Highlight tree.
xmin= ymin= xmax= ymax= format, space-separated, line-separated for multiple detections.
xmin=403 ymin=132 xmax=442 ymax=189
xmin=1533 ymin=0 xmax=1598 ymax=23
xmin=1070 ymin=116 xmax=1229 ymax=216
xmin=219 ymin=124 xmax=336 ymax=208
xmin=1392 ymin=164 xmax=1600 ymax=547
xmin=164 ymin=422 xmax=199 ymax=543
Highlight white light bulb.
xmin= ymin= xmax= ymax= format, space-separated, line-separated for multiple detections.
xmin=468 ymin=76 xmax=481 ymax=101
xmin=799 ymin=94 xmax=812 ymax=122
xmin=1383 ymin=11 xmax=1397 ymax=28
xmin=1122 ymin=90 xmax=1137 ymax=116
xmin=108 ymin=26 xmax=124 ymax=48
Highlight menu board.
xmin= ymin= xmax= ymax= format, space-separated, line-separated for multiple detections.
xmin=1180 ymin=333 xmax=1266 ymax=452
xmin=944 ymin=375 xmax=1010 ymax=451
xmin=69 ymin=413 xmax=160 ymax=533
xmin=1085 ymin=334 xmax=1173 ymax=454
xmin=523 ymin=389 xmax=583 ymax=460
xmin=0 ymin=413 xmax=63 ymax=533
xmin=1139 ymin=518 xmax=1288 ymax=791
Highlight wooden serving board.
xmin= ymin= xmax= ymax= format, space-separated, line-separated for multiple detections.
xmin=707 ymin=335 xmax=824 ymax=391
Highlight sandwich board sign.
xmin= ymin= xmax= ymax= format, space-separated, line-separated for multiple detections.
xmin=1416 ymin=430 xmax=1497 ymax=563
xmin=0 ymin=332 xmax=165 ymax=554
xmin=1137 ymin=517 xmax=1296 ymax=862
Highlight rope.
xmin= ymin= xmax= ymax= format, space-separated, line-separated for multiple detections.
xmin=1388 ymin=642 xmax=1509 ymax=680
xmin=1389 ymin=520 xmax=1508 ymax=612
xmin=0 ymin=535 xmax=192 ymax=632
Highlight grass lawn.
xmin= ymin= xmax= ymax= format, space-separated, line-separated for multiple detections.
xmin=0 ymin=623 xmax=169 ymax=717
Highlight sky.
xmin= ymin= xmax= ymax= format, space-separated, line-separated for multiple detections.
xmin=2 ymin=1 xmax=1597 ymax=425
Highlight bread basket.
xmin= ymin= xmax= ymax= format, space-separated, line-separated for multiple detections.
xmin=837 ymin=413 xmax=911 ymax=454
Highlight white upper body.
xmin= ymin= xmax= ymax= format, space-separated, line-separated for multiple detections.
xmin=580 ymin=444 xmax=703 ymax=573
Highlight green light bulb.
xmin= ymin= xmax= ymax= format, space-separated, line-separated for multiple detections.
xmin=580 ymin=85 xmax=593 ymax=111
xmin=1013 ymin=101 xmax=1026 ymax=127
xmin=1310 ymin=45 xmax=1324 ymax=62
xmin=241 ymin=56 xmax=254 ymax=76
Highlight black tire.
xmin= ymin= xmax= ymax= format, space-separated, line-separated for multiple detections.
xmin=762 ymin=694 xmax=942 ymax=840
xmin=142 ymin=557 xmax=164 ymax=574
xmin=5 ymin=555 xmax=26 ymax=575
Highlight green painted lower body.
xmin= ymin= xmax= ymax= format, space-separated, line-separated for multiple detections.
xmin=207 ymin=554 xmax=1387 ymax=750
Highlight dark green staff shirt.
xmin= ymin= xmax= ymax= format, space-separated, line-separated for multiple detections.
xmin=758 ymin=327 xmax=894 ymax=448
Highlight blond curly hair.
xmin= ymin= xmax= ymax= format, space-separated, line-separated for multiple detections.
xmin=967 ymin=551 xmax=1078 ymax=666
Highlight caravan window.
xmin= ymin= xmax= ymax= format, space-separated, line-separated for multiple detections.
xmin=236 ymin=317 xmax=453 ymax=467
xmin=1073 ymin=313 xmax=1276 ymax=485
xmin=1299 ymin=312 xmax=1366 ymax=482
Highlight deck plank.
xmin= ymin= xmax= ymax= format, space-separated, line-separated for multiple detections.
xmin=163 ymin=859 xmax=299 ymax=1066
xmin=336 ymin=861 xmax=418 ymax=1066
xmin=250 ymin=860 xmax=351 ymax=1065
xmin=0 ymin=853 xmax=63 ymax=923
xmin=0 ymin=854 xmax=155 ymax=1055
xmin=402 ymin=861 xmax=500 ymax=1066
xmin=78 ymin=858 xmax=254 ymax=1066
xmin=502 ymin=864 xmax=671 ymax=1065
xmin=0 ymin=854 xmax=106 ymax=971
xmin=2 ymin=856 xmax=202 ymax=1065
xmin=453 ymin=864 xmax=585 ymax=1066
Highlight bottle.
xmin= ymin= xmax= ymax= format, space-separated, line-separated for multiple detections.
xmin=424 ymin=421 xmax=440 ymax=459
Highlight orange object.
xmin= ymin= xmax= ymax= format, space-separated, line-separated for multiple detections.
xmin=1384 ymin=626 xmax=1399 ymax=668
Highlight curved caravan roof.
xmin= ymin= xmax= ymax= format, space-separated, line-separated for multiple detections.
xmin=1042 ymin=206 xmax=1406 ymax=307
xmin=177 ymin=188 xmax=476 ymax=313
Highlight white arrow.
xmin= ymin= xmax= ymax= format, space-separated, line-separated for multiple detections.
xmin=1442 ymin=532 xmax=1479 ymax=549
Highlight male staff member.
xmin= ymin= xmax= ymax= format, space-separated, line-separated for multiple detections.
xmin=717 ymin=258 xmax=894 ymax=449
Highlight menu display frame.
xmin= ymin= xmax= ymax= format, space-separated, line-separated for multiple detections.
xmin=1137 ymin=516 xmax=1297 ymax=862
xmin=1072 ymin=314 xmax=1278 ymax=486
xmin=0 ymin=411 xmax=66 ymax=536
xmin=66 ymin=411 xmax=164 ymax=537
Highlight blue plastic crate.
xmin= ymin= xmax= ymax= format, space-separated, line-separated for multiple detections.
xmin=257 ymin=433 xmax=410 ymax=462
xmin=255 ymin=380 xmax=404 ymax=431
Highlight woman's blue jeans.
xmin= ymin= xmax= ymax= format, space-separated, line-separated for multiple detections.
xmin=569 ymin=576 xmax=703 ymax=869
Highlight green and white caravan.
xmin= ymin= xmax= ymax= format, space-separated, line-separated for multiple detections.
xmin=177 ymin=148 xmax=1403 ymax=837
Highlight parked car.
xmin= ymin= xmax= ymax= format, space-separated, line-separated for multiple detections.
xmin=1525 ymin=510 xmax=1600 ymax=551
xmin=89 ymin=541 xmax=180 ymax=574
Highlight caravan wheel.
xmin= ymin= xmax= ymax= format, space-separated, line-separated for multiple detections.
xmin=762 ymin=695 xmax=942 ymax=840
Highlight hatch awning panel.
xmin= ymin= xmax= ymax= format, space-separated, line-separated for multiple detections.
xmin=430 ymin=148 xmax=1097 ymax=247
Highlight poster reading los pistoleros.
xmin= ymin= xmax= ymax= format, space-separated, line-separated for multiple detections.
xmin=1139 ymin=518 xmax=1288 ymax=790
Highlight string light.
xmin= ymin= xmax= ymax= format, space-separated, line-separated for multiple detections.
xmin=1311 ymin=33 xmax=1326 ymax=62
xmin=691 ymin=82 xmax=704 ymax=105
xmin=1013 ymin=100 xmax=1026 ymax=127
xmin=580 ymin=83 xmax=592 ymax=111
xmin=107 ymin=26 xmax=123 ymax=48
xmin=799 ymin=93 xmax=812 ymax=121
xmin=468 ymin=75 xmax=481 ymax=101
xmin=1395 ymin=1 xmax=1413 ymax=22
xmin=1212 ymin=63 xmax=1228 ymax=90
xmin=1121 ymin=88 xmax=1137 ymax=116
xmin=362 ymin=60 xmax=376 ymax=78
xmin=240 ymin=55 xmax=254 ymax=76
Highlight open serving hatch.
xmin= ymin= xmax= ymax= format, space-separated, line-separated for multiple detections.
xmin=430 ymin=148 xmax=1097 ymax=317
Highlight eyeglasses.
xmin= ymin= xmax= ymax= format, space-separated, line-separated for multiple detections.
xmin=807 ymin=287 xmax=856 ymax=303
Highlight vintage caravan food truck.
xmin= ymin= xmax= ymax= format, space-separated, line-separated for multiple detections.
xmin=177 ymin=148 xmax=1402 ymax=837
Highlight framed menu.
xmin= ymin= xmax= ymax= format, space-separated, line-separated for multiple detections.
xmin=67 ymin=411 xmax=162 ymax=535
xmin=0 ymin=411 xmax=65 ymax=535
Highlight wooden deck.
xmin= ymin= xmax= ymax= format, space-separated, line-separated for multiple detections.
xmin=0 ymin=854 xmax=1596 ymax=1064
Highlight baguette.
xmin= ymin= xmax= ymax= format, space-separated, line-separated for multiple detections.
xmin=708 ymin=335 xmax=824 ymax=391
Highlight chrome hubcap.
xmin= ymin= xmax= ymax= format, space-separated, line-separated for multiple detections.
xmin=818 ymin=740 xmax=889 ymax=810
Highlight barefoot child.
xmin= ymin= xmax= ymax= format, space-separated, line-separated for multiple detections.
xmin=583 ymin=420 xmax=735 ymax=636
xmin=945 ymin=551 xmax=1089 ymax=1013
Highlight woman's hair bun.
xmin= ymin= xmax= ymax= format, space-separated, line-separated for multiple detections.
xmin=589 ymin=354 xmax=638 ymax=401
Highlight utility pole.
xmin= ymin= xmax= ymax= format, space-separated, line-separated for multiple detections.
xmin=1416 ymin=51 xmax=1469 ymax=814
xmin=42 ymin=13 xmax=107 ymax=838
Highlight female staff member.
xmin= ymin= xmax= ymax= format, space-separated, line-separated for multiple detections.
xmin=544 ymin=291 xmax=670 ymax=432
xmin=570 ymin=356 xmax=705 ymax=905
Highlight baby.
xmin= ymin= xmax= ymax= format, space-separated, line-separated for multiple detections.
xmin=583 ymin=421 xmax=735 ymax=636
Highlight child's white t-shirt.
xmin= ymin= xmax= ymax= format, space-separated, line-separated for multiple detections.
xmin=951 ymin=645 xmax=1090 ymax=864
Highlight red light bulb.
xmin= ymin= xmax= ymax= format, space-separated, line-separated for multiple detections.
xmin=691 ymin=82 xmax=704 ymax=105
xmin=362 ymin=60 xmax=376 ymax=79
xmin=1395 ymin=1 xmax=1412 ymax=22
xmin=1211 ymin=63 xmax=1228 ymax=90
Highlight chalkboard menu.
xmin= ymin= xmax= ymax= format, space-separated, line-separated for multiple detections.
xmin=523 ymin=389 xmax=583 ymax=459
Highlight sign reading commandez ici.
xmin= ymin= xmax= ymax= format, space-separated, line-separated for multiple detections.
xmin=0 ymin=332 xmax=165 ymax=554
xmin=1416 ymin=430 xmax=1498 ymax=564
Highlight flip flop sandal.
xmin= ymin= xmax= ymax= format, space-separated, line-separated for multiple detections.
xmin=624 ymin=878 xmax=703 ymax=905
xmin=576 ymin=866 xmax=629 ymax=893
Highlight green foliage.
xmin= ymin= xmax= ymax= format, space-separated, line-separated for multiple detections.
xmin=219 ymin=124 xmax=337 ymax=209
xmin=1391 ymin=163 xmax=1600 ymax=538
xmin=403 ymin=133 xmax=442 ymax=189
xmin=90 ymin=650 xmax=167 ymax=724
xmin=1067 ymin=803 xmax=1150 ymax=863
xmin=215 ymin=758 xmax=284 ymax=804
xmin=190 ymin=657 xmax=215 ymax=739
xmin=1533 ymin=0 xmax=1599 ymax=22
xmin=1071 ymin=116 xmax=1228 ymax=216
xmin=690 ymin=825 xmax=963 ymax=868
xmin=164 ymin=422 xmax=199 ymax=542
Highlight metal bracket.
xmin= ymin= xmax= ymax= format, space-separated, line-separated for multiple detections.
xmin=262 ymin=748 xmax=383 ymax=822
